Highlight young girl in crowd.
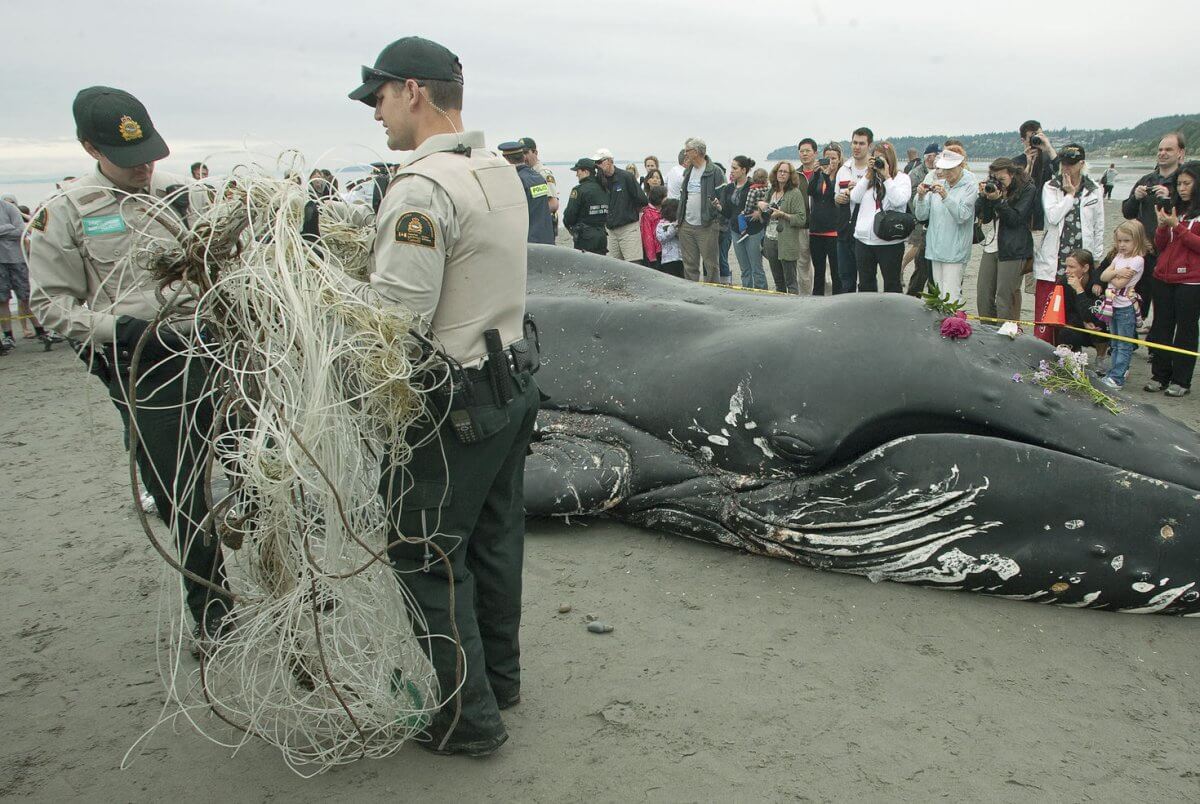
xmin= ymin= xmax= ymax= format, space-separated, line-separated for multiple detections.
xmin=655 ymin=198 xmax=684 ymax=278
xmin=1057 ymin=249 xmax=1107 ymax=355
xmin=640 ymin=185 xmax=667 ymax=271
xmin=1097 ymin=221 xmax=1148 ymax=389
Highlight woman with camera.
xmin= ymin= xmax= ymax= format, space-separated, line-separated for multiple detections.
xmin=849 ymin=141 xmax=912 ymax=292
xmin=913 ymin=145 xmax=977 ymax=303
xmin=975 ymin=157 xmax=1036 ymax=321
xmin=808 ymin=144 xmax=849 ymax=295
xmin=757 ymin=161 xmax=808 ymax=294
xmin=1146 ymin=161 xmax=1200 ymax=397
xmin=1032 ymin=143 xmax=1105 ymax=344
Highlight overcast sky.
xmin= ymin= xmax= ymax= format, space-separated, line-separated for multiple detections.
xmin=1 ymin=0 xmax=1194 ymax=181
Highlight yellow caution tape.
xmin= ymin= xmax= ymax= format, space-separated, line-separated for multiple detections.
xmin=968 ymin=314 xmax=1199 ymax=358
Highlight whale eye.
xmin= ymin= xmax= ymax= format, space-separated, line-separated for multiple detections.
xmin=768 ymin=434 xmax=819 ymax=468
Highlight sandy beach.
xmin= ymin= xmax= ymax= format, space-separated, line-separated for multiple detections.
xmin=3 ymin=198 xmax=1200 ymax=801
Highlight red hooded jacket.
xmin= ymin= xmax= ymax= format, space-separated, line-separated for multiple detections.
xmin=640 ymin=205 xmax=663 ymax=262
xmin=1154 ymin=215 xmax=1200 ymax=284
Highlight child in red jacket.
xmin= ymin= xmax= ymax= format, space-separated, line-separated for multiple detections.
xmin=640 ymin=186 xmax=667 ymax=270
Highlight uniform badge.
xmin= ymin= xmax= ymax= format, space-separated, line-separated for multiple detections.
xmin=569 ymin=189 xmax=579 ymax=200
xmin=30 ymin=207 xmax=48 ymax=232
xmin=118 ymin=115 xmax=144 ymax=142
xmin=395 ymin=211 xmax=436 ymax=248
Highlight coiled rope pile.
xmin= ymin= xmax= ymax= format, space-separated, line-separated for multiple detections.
xmin=119 ymin=162 xmax=450 ymax=774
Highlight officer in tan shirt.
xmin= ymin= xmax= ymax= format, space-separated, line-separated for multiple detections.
xmin=348 ymin=36 xmax=540 ymax=757
xmin=26 ymin=87 xmax=231 ymax=650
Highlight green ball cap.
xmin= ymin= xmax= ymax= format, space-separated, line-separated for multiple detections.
xmin=349 ymin=36 xmax=464 ymax=106
xmin=72 ymin=86 xmax=169 ymax=168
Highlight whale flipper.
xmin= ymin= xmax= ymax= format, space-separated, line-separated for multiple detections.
xmin=527 ymin=410 xmax=719 ymax=516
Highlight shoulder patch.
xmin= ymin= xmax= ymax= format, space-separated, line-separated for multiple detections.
xmin=395 ymin=211 xmax=437 ymax=248
xmin=570 ymin=188 xmax=579 ymax=200
xmin=30 ymin=207 xmax=48 ymax=232
xmin=545 ymin=172 xmax=556 ymax=184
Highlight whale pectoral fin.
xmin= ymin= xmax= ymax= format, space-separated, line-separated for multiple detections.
xmin=525 ymin=433 xmax=631 ymax=516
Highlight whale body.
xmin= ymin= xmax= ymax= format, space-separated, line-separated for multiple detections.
xmin=522 ymin=246 xmax=1200 ymax=615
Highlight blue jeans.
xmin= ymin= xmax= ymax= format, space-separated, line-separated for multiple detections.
xmin=718 ymin=227 xmax=732 ymax=281
xmin=1107 ymin=304 xmax=1137 ymax=385
xmin=836 ymin=236 xmax=857 ymax=293
xmin=733 ymin=229 xmax=767 ymax=289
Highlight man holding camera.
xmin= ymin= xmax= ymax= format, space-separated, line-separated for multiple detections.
xmin=1123 ymin=132 xmax=1186 ymax=323
xmin=1013 ymin=121 xmax=1058 ymax=230
xmin=834 ymin=127 xmax=874 ymax=292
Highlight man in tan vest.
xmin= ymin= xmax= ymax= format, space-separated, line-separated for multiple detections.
xmin=26 ymin=87 xmax=231 ymax=653
xmin=349 ymin=36 xmax=541 ymax=757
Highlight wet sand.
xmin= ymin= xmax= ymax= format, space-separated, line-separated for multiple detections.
xmin=3 ymin=220 xmax=1200 ymax=800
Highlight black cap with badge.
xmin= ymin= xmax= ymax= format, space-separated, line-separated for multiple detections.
xmin=349 ymin=36 xmax=464 ymax=106
xmin=72 ymin=86 xmax=169 ymax=168
xmin=1059 ymin=143 xmax=1086 ymax=165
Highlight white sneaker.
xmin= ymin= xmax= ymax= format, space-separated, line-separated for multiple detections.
xmin=1098 ymin=377 xmax=1122 ymax=390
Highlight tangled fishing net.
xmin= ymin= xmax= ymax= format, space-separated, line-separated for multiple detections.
xmin=116 ymin=160 xmax=449 ymax=774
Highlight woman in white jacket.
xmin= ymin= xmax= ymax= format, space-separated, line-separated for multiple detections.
xmin=850 ymin=141 xmax=912 ymax=292
xmin=1032 ymin=144 xmax=1104 ymax=343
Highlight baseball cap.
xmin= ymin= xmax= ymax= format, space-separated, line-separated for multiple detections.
xmin=934 ymin=149 xmax=965 ymax=169
xmin=1059 ymin=143 xmax=1086 ymax=165
xmin=518 ymin=137 xmax=537 ymax=152
xmin=349 ymin=36 xmax=464 ymax=106
xmin=72 ymin=87 xmax=169 ymax=168
xmin=592 ymin=148 xmax=614 ymax=163
xmin=571 ymin=158 xmax=596 ymax=171
xmin=923 ymin=142 xmax=942 ymax=156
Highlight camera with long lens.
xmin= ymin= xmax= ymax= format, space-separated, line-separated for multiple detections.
xmin=871 ymin=156 xmax=885 ymax=170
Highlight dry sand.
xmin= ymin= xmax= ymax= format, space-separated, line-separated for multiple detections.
xmin=4 ymin=209 xmax=1200 ymax=801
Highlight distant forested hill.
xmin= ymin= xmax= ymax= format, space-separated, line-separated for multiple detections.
xmin=767 ymin=114 xmax=1199 ymax=160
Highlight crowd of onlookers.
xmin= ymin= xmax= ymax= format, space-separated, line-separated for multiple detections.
xmin=558 ymin=124 xmax=1200 ymax=398
xmin=6 ymin=128 xmax=1198 ymax=397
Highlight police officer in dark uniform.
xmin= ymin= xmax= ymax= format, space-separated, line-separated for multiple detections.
xmin=26 ymin=87 xmax=231 ymax=651
xmin=348 ymin=37 xmax=540 ymax=757
xmin=563 ymin=157 xmax=609 ymax=255
xmin=499 ymin=141 xmax=555 ymax=245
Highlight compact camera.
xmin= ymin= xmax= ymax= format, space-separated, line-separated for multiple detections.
xmin=818 ymin=157 xmax=831 ymax=166
xmin=1029 ymin=135 xmax=1044 ymax=147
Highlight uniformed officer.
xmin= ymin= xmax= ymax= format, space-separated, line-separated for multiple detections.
xmin=562 ymin=158 xmax=609 ymax=255
xmin=499 ymin=140 xmax=555 ymax=245
xmin=518 ymin=136 xmax=559 ymax=231
xmin=348 ymin=36 xmax=541 ymax=757
xmin=26 ymin=87 xmax=231 ymax=649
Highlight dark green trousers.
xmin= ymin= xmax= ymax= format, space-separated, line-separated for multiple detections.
xmin=103 ymin=346 xmax=230 ymax=627
xmin=383 ymin=368 xmax=539 ymax=744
